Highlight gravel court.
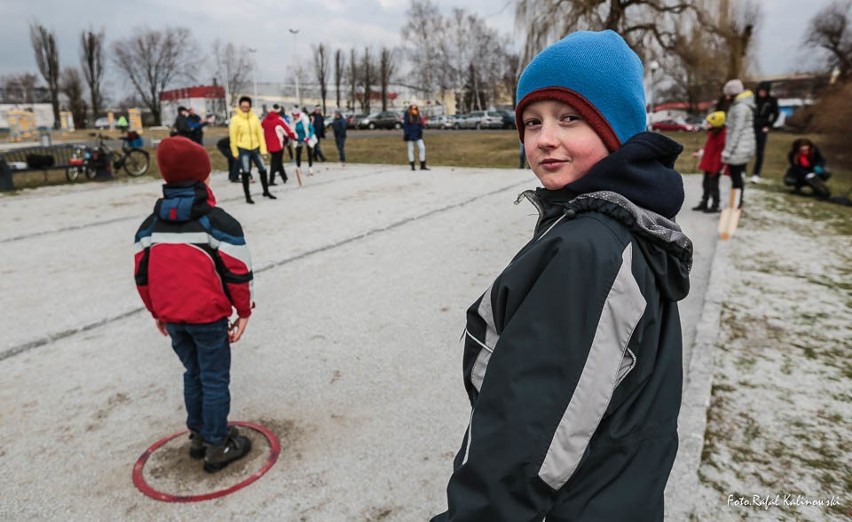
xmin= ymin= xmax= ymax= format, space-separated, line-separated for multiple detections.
xmin=0 ymin=165 xmax=715 ymax=520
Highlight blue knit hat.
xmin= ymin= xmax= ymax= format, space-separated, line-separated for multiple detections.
xmin=515 ymin=30 xmax=646 ymax=151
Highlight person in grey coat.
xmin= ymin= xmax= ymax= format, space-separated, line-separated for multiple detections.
xmin=720 ymin=79 xmax=756 ymax=208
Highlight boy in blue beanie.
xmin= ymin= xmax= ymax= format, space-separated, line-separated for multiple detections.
xmin=433 ymin=30 xmax=692 ymax=521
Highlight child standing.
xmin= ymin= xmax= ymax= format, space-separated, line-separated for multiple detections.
xmin=693 ymin=111 xmax=727 ymax=212
xmin=134 ymin=136 xmax=254 ymax=472
xmin=432 ymin=30 xmax=692 ymax=521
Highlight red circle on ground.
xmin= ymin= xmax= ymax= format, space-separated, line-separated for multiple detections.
xmin=132 ymin=421 xmax=280 ymax=503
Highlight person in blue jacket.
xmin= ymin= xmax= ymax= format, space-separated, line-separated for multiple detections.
xmin=432 ymin=30 xmax=693 ymax=522
xmin=403 ymin=104 xmax=428 ymax=171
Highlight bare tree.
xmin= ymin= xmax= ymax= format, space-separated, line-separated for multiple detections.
xmin=348 ymin=48 xmax=359 ymax=111
xmin=700 ymin=0 xmax=761 ymax=80
xmin=112 ymin=26 xmax=199 ymax=126
xmin=515 ymin=0 xmax=696 ymax=62
xmin=1 ymin=73 xmax=40 ymax=103
xmin=378 ymin=47 xmax=397 ymax=111
xmin=334 ymin=49 xmax=344 ymax=109
xmin=211 ymin=40 xmax=253 ymax=108
xmin=79 ymin=28 xmax=106 ymax=123
xmin=667 ymin=23 xmax=729 ymax=112
xmin=804 ymin=0 xmax=852 ymax=81
xmin=313 ymin=43 xmax=330 ymax=114
xmin=361 ymin=47 xmax=374 ymax=113
xmin=401 ymin=0 xmax=444 ymax=98
xmin=60 ymin=67 xmax=87 ymax=129
xmin=29 ymin=23 xmax=61 ymax=129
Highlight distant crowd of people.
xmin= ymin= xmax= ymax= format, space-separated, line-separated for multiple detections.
xmin=691 ymin=79 xmax=847 ymax=211
xmin=172 ymin=97 xmax=432 ymax=205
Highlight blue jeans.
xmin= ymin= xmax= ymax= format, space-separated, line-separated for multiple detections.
xmin=238 ymin=148 xmax=267 ymax=176
xmin=166 ymin=318 xmax=231 ymax=445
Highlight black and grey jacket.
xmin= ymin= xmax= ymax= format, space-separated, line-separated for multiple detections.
xmin=434 ymin=132 xmax=693 ymax=522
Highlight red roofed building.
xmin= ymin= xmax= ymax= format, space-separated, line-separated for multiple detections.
xmin=160 ymin=85 xmax=226 ymax=125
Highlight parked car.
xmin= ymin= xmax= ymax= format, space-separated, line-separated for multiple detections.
xmin=324 ymin=112 xmax=353 ymax=129
xmin=650 ymin=119 xmax=698 ymax=132
xmin=425 ymin=115 xmax=453 ymax=130
xmin=357 ymin=111 xmax=404 ymax=130
xmin=458 ymin=110 xmax=504 ymax=130
xmin=494 ymin=109 xmax=516 ymax=129
xmin=94 ymin=117 xmax=110 ymax=129
xmin=450 ymin=114 xmax=467 ymax=130
xmin=348 ymin=113 xmax=368 ymax=129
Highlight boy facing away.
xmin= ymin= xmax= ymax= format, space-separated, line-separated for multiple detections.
xmin=134 ymin=136 xmax=254 ymax=472
xmin=432 ymin=30 xmax=693 ymax=521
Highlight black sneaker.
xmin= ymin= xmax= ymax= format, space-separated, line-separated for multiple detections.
xmin=191 ymin=426 xmax=239 ymax=460
xmin=203 ymin=427 xmax=252 ymax=473
xmin=691 ymin=204 xmax=708 ymax=211
xmin=189 ymin=430 xmax=205 ymax=460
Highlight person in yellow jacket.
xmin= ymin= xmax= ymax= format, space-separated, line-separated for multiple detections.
xmin=229 ymin=96 xmax=273 ymax=204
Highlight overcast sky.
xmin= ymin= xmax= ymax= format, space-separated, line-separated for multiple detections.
xmin=0 ymin=0 xmax=838 ymax=90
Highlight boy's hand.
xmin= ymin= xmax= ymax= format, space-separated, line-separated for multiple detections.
xmin=229 ymin=317 xmax=250 ymax=343
xmin=155 ymin=319 xmax=168 ymax=336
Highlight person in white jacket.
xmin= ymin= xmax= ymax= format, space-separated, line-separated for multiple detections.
xmin=720 ymin=79 xmax=756 ymax=209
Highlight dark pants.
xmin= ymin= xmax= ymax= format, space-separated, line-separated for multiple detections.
xmin=166 ymin=318 xmax=232 ymax=445
xmin=752 ymin=128 xmax=768 ymax=176
xmin=295 ymin=145 xmax=313 ymax=168
xmin=335 ymin=137 xmax=346 ymax=163
xmin=216 ymin=140 xmax=239 ymax=181
xmin=700 ymin=171 xmax=721 ymax=209
xmin=269 ymin=150 xmax=288 ymax=184
xmin=312 ymin=138 xmax=326 ymax=162
xmin=728 ymin=163 xmax=746 ymax=208
xmin=784 ymin=167 xmax=831 ymax=198
xmin=238 ymin=148 xmax=269 ymax=199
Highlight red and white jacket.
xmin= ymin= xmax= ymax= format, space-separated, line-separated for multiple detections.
xmin=134 ymin=182 xmax=254 ymax=324
xmin=261 ymin=112 xmax=296 ymax=153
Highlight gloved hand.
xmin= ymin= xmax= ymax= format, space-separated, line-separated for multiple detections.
xmin=814 ymin=165 xmax=824 ymax=174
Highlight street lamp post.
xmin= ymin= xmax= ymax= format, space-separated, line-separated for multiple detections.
xmin=648 ymin=60 xmax=660 ymax=130
xmin=248 ymin=47 xmax=258 ymax=107
xmin=288 ymin=29 xmax=301 ymax=107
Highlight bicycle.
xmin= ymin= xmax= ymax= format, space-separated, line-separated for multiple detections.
xmin=66 ymin=132 xmax=150 ymax=182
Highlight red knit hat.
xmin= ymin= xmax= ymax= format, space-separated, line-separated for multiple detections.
xmin=157 ymin=136 xmax=210 ymax=184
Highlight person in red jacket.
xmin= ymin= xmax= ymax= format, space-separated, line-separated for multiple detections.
xmin=133 ymin=136 xmax=254 ymax=472
xmin=693 ymin=111 xmax=727 ymax=212
xmin=262 ymin=104 xmax=296 ymax=186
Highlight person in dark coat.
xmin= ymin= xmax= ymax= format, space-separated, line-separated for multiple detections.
xmin=331 ymin=110 xmax=348 ymax=165
xmin=216 ymin=136 xmax=240 ymax=182
xmin=172 ymin=106 xmax=193 ymax=139
xmin=311 ymin=106 xmax=327 ymax=162
xmin=403 ymin=104 xmax=428 ymax=171
xmin=432 ymin=30 xmax=692 ymax=522
xmin=187 ymin=107 xmax=209 ymax=145
xmin=750 ymin=81 xmax=779 ymax=183
xmin=783 ymin=138 xmax=831 ymax=198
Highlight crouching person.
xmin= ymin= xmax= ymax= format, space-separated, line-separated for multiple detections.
xmin=784 ymin=138 xmax=831 ymax=199
xmin=134 ymin=136 xmax=254 ymax=472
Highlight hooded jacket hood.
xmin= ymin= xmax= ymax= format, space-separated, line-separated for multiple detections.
xmin=516 ymin=131 xmax=693 ymax=301
xmin=154 ymin=181 xmax=214 ymax=223
xmin=563 ymin=131 xmax=685 ymax=219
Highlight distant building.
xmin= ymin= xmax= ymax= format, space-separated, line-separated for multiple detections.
xmin=159 ymin=85 xmax=226 ymax=125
